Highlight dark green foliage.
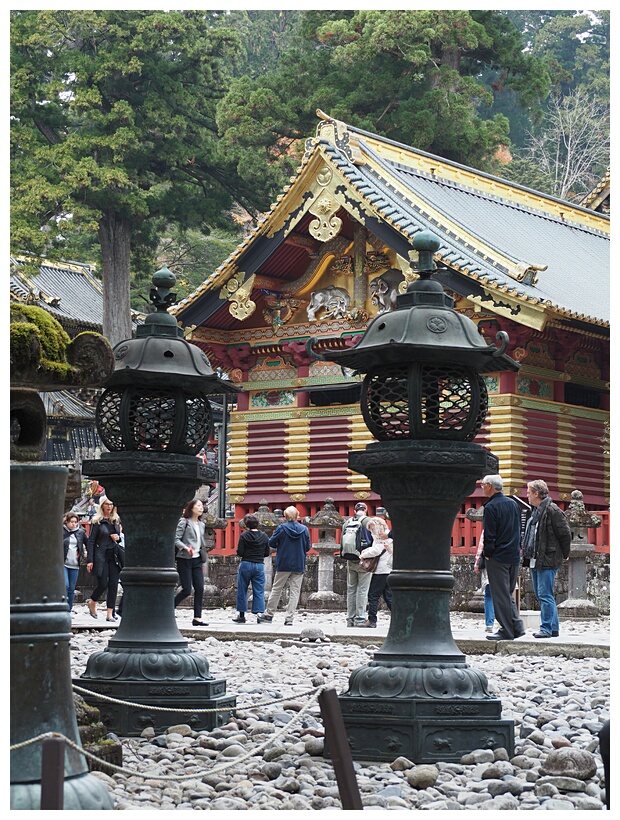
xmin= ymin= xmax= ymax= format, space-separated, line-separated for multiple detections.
xmin=217 ymin=10 xmax=550 ymax=174
xmin=10 ymin=10 xmax=265 ymax=343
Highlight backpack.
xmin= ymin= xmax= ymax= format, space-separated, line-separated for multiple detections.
xmin=340 ymin=517 xmax=371 ymax=558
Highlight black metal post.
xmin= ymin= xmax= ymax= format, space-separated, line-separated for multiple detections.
xmin=318 ymin=688 xmax=363 ymax=810
xmin=40 ymin=736 xmax=65 ymax=810
xmin=218 ymin=395 xmax=228 ymax=520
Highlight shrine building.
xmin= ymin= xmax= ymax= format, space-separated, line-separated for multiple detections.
xmin=172 ymin=113 xmax=609 ymax=550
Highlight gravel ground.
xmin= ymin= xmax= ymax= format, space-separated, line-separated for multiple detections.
xmin=70 ymin=609 xmax=610 ymax=811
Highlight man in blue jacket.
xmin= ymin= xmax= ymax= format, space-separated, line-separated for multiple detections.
xmin=257 ymin=506 xmax=310 ymax=626
xmin=481 ymin=474 xmax=525 ymax=641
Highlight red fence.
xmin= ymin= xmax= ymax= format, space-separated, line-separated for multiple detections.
xmin=210 ymin=510 xmax=610 ymax=555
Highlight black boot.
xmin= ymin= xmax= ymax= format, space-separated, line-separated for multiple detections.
xmin=232 ymin=613 xmax=246 ymax=624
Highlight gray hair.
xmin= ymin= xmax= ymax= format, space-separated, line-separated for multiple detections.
xmin=527 ymin=480 xmax=549 ymax=499
xmin=482 ymin=475 xmax=503 ymax=491
xmin=283 ymin=506 xmax=299 ymax=521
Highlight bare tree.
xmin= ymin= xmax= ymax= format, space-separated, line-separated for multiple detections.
xmin=521 ymin=89 xmax=609 ymax=202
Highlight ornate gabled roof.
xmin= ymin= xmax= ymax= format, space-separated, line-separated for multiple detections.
xmin=10 ymin=256 xmax=146 ymax=333
xmin=172 ymin=115 xmax=609 ymax=332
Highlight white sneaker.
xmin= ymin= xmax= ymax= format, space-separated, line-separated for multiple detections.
xmin=485 ymin=625 xmax=494 ymax=633
xmin=284 ymin=618 xmax=294 ymax=626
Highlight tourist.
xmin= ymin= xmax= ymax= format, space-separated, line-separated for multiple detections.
xmin=232 ymin=514 xmax=270 ymax=624
xmin=359 ymin=516 xmax=393 ymax=628
xmin=174 ymin=498 xmax=208 ymax=627
xmin=480 ymin=475 xmax=525 ymax=641
xmin=474 ymin=530 xmax=495 ymax=633
xmin=87 ymin=497 xmax=98 ymax=521
xmin=257 ymin=506 xmax=310 ymax=626
xmin=523 ymin=479 xmax=571 ymax=638
xmin=63 ymin=511 xmax=87 ymax=614
xmin=86 ymin=497 xmax=123 ymax=623
xmin=340 ymin=502 xmax=373 ymax=627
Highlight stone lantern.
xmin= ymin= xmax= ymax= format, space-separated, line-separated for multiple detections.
xmin=10 ymin=306 xmax=115 ymax=809
xmin=304 ymin=498 xmax=345 ymax=609
xmin=76 ymin=265 xmax=239 ymax=736
xmin=320 ymin=229 xmax=520 ymax=763
xmin=200 ymin=510 xmax=228 ymax=604
xmin=558 ymin=490 xmax=602 ymax=618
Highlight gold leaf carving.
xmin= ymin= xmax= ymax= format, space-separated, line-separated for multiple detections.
xmin=308 ymin=196 xmax=342 ymax=242
xmin=228 ymin=274 xmax=256 ymax=321
xmin=316 ymin=166 xmax=333 ymax=187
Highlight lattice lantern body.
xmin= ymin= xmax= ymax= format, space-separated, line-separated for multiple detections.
xmin=328 ymin=231 xmax=518 ymax=437
xmin=96 ymin=265 xmax=238 ymax=454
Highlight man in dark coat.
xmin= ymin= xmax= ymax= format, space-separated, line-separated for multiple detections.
xmin=482 ymin=474 xmax=525 ymax=641
xmin=257 ymin=506 xmax=310 ymax=626
xmin=523 ymin=479 xmax=572 ymax=638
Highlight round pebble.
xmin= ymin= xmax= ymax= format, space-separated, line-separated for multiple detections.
xmin=68 ymin=608 xmax=609 ymax=810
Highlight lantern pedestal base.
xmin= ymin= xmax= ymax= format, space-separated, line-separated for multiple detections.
xmin=79 ymin=452 xmax=235 ymax=737
xmin=334 ymin=692 xmax=513 ymax=763
xmin=73 ymin=678 xmax=235 ymax=737
xmin=335 ymin=439 xmax=514 ymax=763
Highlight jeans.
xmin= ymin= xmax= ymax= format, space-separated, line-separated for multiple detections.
xmin=64 ymin=566 xmax=80 ymax=610
xmin=346 ymin=562 xmax=372 ymax=625
xmin=236 ymin=561 xmax=266 ymax=614
xmin=483 ymin=583 xmax=495 ymax=628
xmin=530 ymin=567 xmax=559 ymax=635
xmin=174 ymin=557 xmax=204 ymax=618
xmin=366 ymin=573 xmax=392 ymax=623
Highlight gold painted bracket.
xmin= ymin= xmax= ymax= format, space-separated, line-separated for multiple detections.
xmin=223 ymin=274 xmax=256 ymax=321
xmin=309 ymin=196 xmax=343 ymax=242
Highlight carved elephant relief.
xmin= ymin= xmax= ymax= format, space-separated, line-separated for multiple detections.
xmin=307 ymin=285 xmax=351 ymax=321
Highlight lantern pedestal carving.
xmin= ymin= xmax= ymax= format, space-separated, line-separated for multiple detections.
xmin=335 ymin=440 xmax=514 ymax=763
xmin=75 ymin=452 xmax=235 ymax=736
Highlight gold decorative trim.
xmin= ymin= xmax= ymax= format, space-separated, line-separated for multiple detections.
xmin=556 ymin=416 xmax=575 ymax=497
xmin=285 ymin=418 xmax=310 ymax=495
xmin=487 ymin=404 xmax=527 ymax=495
xmin=227 ymin=274 xmax=256 ymax=321
xmin=308 ymin=196 xmax=343 ymax=242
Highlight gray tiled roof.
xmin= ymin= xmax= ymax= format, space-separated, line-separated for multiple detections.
xmin=321 ymin=135 xmax=609 ymax=325
xmin=41 ymin=390 xmax=95 ymax=419
xmin=10 ymin=259 xmax=103 ymax=330
xmin=10 ymin=258 xmax=145 ymax=331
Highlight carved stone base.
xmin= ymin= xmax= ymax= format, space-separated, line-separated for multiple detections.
xmin=334 ymin=693 xmax=514 ymax=763
xmin=74 ymin=676 xmax=235 ymax=736
xmin=306 ymin=590 xmax=345 ymax=609
xmin=468 ymin=588 xmax=485 ymax=613
xmin=557 ymin=597 xmax=599 ymax=618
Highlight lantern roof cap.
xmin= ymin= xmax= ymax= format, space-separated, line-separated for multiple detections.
xmin=105 ymin=265 xmax=239 ymax=394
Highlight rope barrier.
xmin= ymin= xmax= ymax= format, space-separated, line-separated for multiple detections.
xmin=10 ymin=685 xmax=328 ymax=782
xmin=72 ymin=682 xmax=324 ymax=713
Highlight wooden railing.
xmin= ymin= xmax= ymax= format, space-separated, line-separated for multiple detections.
xmin=211 ymin=510 xmax=610 ymax=555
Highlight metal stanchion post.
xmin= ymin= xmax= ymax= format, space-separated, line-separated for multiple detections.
xmin=40 ymin=736 xmax=65 ymax=810
xmin=318 ymin=688 xmax=363 ymax=810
